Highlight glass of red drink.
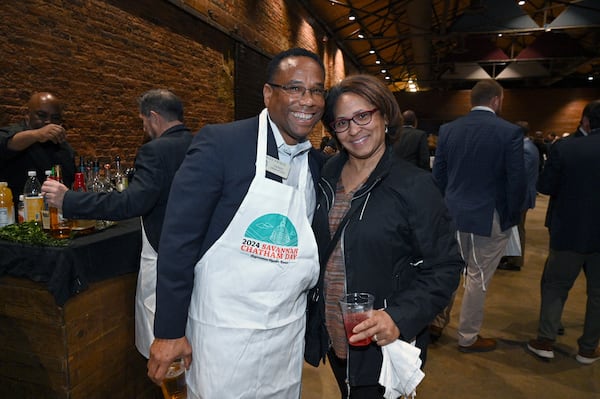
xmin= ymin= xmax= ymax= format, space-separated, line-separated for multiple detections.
xmin=339 ymin=292 xmax=375 ymax=346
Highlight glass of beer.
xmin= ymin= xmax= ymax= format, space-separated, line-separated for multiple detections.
xmin=161 ymin=358 xmax=187 ymax=399
xmin=339 ymin=292 xmax=375 ymax=346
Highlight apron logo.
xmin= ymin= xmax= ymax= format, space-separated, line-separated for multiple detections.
xmin=241 ymin=213 xmax=299 ymax=263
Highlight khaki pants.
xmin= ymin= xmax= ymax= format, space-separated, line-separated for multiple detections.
xmin=457 ymin=212 xmax=510 ymax=346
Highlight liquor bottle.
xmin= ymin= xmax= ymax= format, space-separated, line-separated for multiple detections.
xmin=78 ymin=155 xmax=85 ymax=174
xmin=23 ymin=171 xmax=44 ymax=223
xmin=49 ymin=165 xmax=71 ymax=239
xmin=41 ymin=169 xmax=52 ymax=231
xmin=102 ymin=163 xmax=115 ymax=192
xmin=72 ymin=172 xmax=87 ymax=192
xmin=89 ymin=161 xmax=106 ymax=193
xmin=114 ymin=155 xmax=128 ymax=192
xmin=0 ymin=182 xmax=15 ymax=227
xmin=17 ymin=195 xmax=25 ymax=223
xmin=70 ymin=172 xmax=95 ymax=231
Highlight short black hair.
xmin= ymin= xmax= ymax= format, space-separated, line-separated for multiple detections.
xmin=138 ymin=89 xmax=184 ymax=122
xmin=586 ymin=99 xmax=600 ymax=131
xmin=266 ymin=48 xmax=324 ymax=83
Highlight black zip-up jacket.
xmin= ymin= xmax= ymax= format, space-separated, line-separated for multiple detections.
xmin=305 ymin=146 xmax=464 ymax=387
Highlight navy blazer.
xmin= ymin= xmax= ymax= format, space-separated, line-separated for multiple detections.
xmin=538 ymin=129 xmax=600 ymax=253
xmin=433 ymin=110 xmax=525 ymax=236
xmin=63 ymin=124 xmax=193 ymax=252
xmin=154 ymin=115 xmax=323 ymax=338
xmin=393 ymin=126 xmax=430 ymax=170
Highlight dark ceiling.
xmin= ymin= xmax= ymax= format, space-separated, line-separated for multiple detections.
xmin=301 ymin=0 xmax=600 ymax=91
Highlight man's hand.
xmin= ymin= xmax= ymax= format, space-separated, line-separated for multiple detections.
xmin=36 ymin=124 xmax=66 ymax=144
xmin=147 ymin=337 xmax=193 ymax=385
xmin=41 ymin=179 xmax=68 ymax=209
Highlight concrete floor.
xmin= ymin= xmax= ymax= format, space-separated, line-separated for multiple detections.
xmin=301 ymin=195 xmax=600 ymax=398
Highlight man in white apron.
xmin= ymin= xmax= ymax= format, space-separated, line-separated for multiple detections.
xmin=40 ymin=90 xmax=193 ymax=358
xmin=148 ymin=48 xmax=326 ymax=398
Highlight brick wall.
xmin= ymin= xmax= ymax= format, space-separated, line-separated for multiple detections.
xmin=0 ymin=0 xmax=329 ymax=170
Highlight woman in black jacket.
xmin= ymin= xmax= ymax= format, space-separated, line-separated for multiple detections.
xmin=305 ymin=74 xmax=464 ymax=398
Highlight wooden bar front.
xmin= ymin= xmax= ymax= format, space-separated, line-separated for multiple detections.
xmin=0 ymin=274 xmax=159 ymax=399
xmin=0 ymin=219 xmax=160 ymax=398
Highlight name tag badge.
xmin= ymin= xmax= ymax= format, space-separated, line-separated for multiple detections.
xmin=266 ymin=155 xmax=290 ymax=180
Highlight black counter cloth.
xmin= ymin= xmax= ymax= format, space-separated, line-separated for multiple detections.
xmin=0 ymin=218 xmax=141 ymax=305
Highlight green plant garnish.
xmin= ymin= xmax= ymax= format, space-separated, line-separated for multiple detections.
xmin=0 ymin=222 xmax=70 ymax=247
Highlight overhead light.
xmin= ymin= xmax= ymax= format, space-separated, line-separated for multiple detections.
xmin=381 ymin=69 xmax=387 ymax=73
xmin=385 ymin=76 xmax=391 ymax=80
xmin=357 ymin=31 xmax=365 ymax=39
xmin=518 ymin=0 xmax=526 ymax=6
xmin=589 ymin=75 xmax=594 ymax=81
xmin=348 ymin=13 xmax=356 ymax=21
xmin=375 ymin=58 xmax=381 ymax=65
xmin=369 ymin=48 xmax=376 ymax=54
xmin=498 ymin=33 xmax=503 ymax=37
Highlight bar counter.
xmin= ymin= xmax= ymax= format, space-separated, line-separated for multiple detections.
xmin=0 ymin=219 xmax=158 ymax=399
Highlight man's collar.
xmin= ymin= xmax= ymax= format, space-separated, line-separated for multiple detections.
xmin=471 ymin=106 xmax=495 ymax=114
xmin=267 ymin=113 xmax=312 ymax=157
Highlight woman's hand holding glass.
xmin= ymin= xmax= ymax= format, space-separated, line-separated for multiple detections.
xmin=348 ymin=308 xmax=400 ymax=346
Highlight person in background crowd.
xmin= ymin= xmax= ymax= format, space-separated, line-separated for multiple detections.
xmin=527 ymin=100 xmax=600 ymax=365
xmin=147 ymin=48 xmax=325 ymax=399
xmin=306 ymin=74 xmax=463 ymax=398
xmin=393 ymin=109 xmax=430 ymax=170
xmin=498 ymin=120 xmax=539 ymax=271
xmin=320 ymin=135 xmax=338 ymax=157
xmin=568 ymin=102 xmax=592 ymax=139
xmin=41 ymin=89 xmax=193 ymax=360
xmin=431 ymin=79 xmax=525 ymax=352
xmin=0 ymin=92 xmax=75 ymax=209
xmin=532 ymin=130 xmax=547 ymax=173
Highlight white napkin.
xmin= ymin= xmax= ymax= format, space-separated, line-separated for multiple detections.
xmin=378 ymin=339 xmax=425 ymax=399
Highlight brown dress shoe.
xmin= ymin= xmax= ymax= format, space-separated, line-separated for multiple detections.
xmin=458 ymin=336 xmax=497 ymax=353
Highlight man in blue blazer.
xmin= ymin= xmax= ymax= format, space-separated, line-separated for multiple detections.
xmin=498 ymin=120 xmax=539 ymax=271
xmin=147 ymin=48 xmax=326 ymax=398
xmin=433 ymin=79 xmax=525 ymax=353
xmin=528 ymin=99 xmax=600 ymax=364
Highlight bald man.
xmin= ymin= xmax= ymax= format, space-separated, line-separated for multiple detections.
xmin=0 ymin=92 xmax=75 ymax=209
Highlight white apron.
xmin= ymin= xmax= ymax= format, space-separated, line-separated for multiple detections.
xmin=134 ymin=220 xmax=157 ymax=358
xmin=185 ymin=109 xmax=319 ymax=399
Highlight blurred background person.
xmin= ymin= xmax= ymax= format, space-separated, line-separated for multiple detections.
xmin=527 ymin=99 xmax=600 ymax=364
xmin=432 ymin=79 xmax=525 ymax=352
xmin=393 ymin=109 xmax=430 ymax=170
xmin=498 ymin=120 xmax=539 ymax=271
xmin=41 ymin=89 xmax=193 ymax=360
xmin=0 ymin=92 xmax=75 ymax=209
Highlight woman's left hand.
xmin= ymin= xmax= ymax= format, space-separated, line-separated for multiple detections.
xmin=349 ymin=309 xmax=400 ymax=346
